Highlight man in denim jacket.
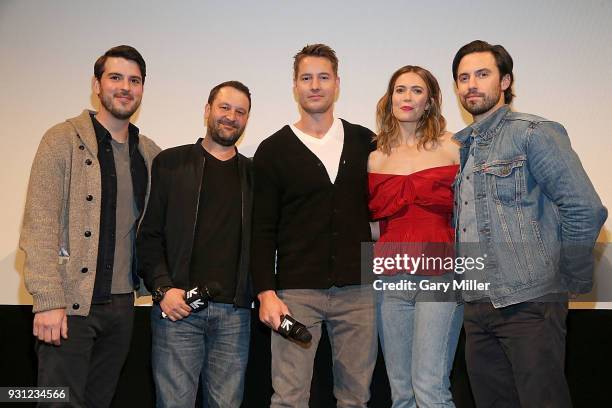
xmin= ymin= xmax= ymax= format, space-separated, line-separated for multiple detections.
xmin=452 ymin=40 xmax=607 ymax=407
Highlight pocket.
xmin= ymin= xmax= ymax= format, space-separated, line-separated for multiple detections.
xmin=481 ymin=158 xmax=525 ymax=205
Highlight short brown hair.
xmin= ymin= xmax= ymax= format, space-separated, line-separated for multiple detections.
xmin=94 ymin=45 xmax=146 ymax=83
xmin=452 ymin=40 xmax=514 ymax=104
xmin=293 ymin=44 xmax=338 ymax=80
xmin=375 ymin=65 xmax=446 ymax=154
xmin=207 ymin=80 xmax=252 ymax=111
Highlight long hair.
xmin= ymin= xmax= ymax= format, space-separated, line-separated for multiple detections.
xmin=375 ymin=65 xmax=446 ymax=154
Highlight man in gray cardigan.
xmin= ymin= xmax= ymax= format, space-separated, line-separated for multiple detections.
xmin=19 ymin=45 xmax=160 ymax=408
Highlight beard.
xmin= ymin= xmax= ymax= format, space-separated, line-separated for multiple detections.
xmin=207 ymin=116 xmax=245 ymax=147
xmin=99 ymin=91 xmax=141 ymax=120
xmin=461 ymin=87 xmax=501 ymax=117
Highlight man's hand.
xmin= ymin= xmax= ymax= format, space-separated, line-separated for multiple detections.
xmin=33 ymin=308 xmax=68 ymax=346
xmin=258 ymin=290 xmax=290 ymax=330
xmin=160 ymin=288 xmax=191 ymax=321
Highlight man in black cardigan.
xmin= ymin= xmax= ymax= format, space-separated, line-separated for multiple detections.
xmin=251 ymin=44 xmax=377 ymax=407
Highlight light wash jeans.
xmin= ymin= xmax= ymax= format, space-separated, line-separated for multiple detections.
xmin=270 ymin=285 xmax=377 ymax=408
xmin=151 ymin=302 xmax=250 ymax=408
xmin=377 ymin=275 xmax=463 ymax=408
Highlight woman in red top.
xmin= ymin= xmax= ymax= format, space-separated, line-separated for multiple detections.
xmin=368 ymin=65 xmax=463 ymax=408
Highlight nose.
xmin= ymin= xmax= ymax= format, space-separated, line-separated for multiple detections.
xmin=468 ymin=75 xmax=477 ymax=90
xmin=226 ymin=109 xmax=236 ymax=121
xmin=120 ymin=78 xmax=130 ymax=91
xmin=311 ymin=77 xmax=320 ymax=91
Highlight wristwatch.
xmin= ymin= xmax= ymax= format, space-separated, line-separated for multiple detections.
xmin=152 ymin=286 xmax=173 ymax=303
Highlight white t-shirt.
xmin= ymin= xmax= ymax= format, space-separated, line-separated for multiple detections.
xmin=290 ymin=118 xmax=344 ymax=184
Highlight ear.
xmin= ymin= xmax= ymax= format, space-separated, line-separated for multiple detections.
xmin=501 ymin=74 xmax=511 ymax=91
xmin=204 ymin=103 xmax=211 ymax=121
xmin=92 ymin=76 xmax=100 ymax=96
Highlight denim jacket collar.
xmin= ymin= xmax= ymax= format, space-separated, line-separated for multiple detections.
xmin=453 ymin=105 xmax=511 ymax=146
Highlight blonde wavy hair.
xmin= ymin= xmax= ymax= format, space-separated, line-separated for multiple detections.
xmin=375 ymin=65 xmax=446 ymax=154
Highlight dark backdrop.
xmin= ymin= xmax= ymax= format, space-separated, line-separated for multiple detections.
xmin=1 ymin=306 xmax=610 ymax=407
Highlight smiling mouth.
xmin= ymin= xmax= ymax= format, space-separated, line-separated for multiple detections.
xmin=115 ymin=95 xmax=133 ymax=102
xmin=220 ymin=122 xmax=237 ymax=130
xmin=400 ymin=106 xmax=413 ymax=111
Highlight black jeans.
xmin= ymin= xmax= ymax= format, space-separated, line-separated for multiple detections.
xmin=36 ymin=293 xmax=134 ymax=408
xmin=463 ymin=300 xmax=571 ymax=408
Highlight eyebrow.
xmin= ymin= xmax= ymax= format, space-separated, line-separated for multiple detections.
xmin=395 ymin=85 xmax=424 ymax=89
xmin=106 ymin=72 xmax=142 ymax=80
xmin=459 ymin=68 xmax=491 ymax=76
xmin=217 ymin=102 xmax=248 ymax=111
xmin=300 ymin=71 xmax=332 ymax=77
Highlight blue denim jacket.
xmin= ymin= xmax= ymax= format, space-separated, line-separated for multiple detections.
xmin=454 ymin=105 xmax=607 ymax=307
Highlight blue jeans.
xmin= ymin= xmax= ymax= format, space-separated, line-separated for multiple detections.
xmin=377 ymin=278 xmax=463 ymax=408
xmin=151 ymin=302 xmax=250 ymax=408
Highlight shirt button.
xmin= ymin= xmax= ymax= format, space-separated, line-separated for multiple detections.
xmin=86 ymin=195 xmax=93 ymax=201
xmin=466 ymin=176 xmax=470 ymax=180
xmin=85 ymin=159 xmax=92 ymax=165
xmin=81 ymin=267 xmax=88 ymax=273
xmin=84 ymin=230 xmax=91 ymax=237
xmin=79 ymin=145 xmax=85 ymax=150
xmin=464 ymin=201 xmax=468 ymax=205
xmin=72 ymin=303 xmax=80 ymax=310
xmin=462 ymin=228 xmax=467 ymax=232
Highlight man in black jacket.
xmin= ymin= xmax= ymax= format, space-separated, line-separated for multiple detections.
xmin=137 ymin=81 xmax=253 ymax=408
xmin=252 ymin=44 xmax=377 ymax=407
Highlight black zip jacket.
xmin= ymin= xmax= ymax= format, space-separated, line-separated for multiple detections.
xmin=136 ymin=138 xmax=253 ymax=308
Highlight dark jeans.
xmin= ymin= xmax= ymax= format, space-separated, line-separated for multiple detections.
xmin=463 ymin=300 xmax=571 ymax=408
xmin=36 ymin=293 xmax=135 ymax=408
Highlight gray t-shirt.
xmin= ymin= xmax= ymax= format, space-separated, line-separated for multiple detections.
xmin=110 ymin=139 xmax=139 ymax=294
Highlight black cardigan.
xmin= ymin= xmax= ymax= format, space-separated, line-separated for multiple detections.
xmin=251 ymin=119 xmax=374 ymax=294
xmin=136 ymin=139 xmax=253 ymax=308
